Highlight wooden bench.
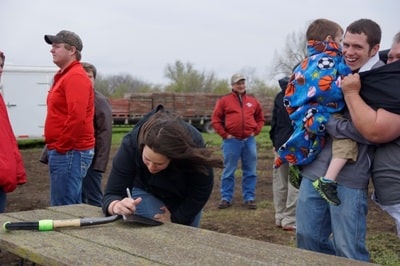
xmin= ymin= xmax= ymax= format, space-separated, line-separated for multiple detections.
xmin=0 ymin=204 xmax=377 ymax=265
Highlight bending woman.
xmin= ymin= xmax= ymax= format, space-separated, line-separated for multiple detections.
xmin=102 ymin=105 xmax=223 ymax=227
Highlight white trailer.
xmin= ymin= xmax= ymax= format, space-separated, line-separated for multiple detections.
xmin=1 ymin=65 xmax=57 ymax=139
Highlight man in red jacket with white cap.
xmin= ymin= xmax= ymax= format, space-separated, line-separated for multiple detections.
xmin=212 ymin=73 xmax=264 ymax=210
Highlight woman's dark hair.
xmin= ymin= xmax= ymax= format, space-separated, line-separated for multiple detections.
xmin=140 ymin=111 xmax=223 ymax=174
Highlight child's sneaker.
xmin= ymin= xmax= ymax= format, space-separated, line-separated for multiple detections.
xmin=312 ymin=177 xmax=341 ymax=206
xmin=288 ymin=165 xmax=302 ymax=189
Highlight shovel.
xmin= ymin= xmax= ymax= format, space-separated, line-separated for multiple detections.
xmin=3 ymin=187 xmax=163 ymax=231
xmin=3 ymin=213 xmax=163 ymax=231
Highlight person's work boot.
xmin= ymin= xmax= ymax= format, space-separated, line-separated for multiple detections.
xmin=218 ymin=200 xmax=232 ymax=209
xmin=312 ymin=177 xmax=341 ymax=206
xmin=244 ymin=200 xmax=257 ymax=210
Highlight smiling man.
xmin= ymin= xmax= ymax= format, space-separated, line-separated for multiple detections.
xmin=340 ymin=31 xmax=400 ymax=240
xmin=342 ymin=19 xmax=382 ymax=73
xmin=296 ymin=19 xmax=384 ymax=262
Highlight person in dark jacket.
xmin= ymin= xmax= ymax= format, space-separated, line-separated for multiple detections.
xmin=102 ymin=105 xmax=223 ymax=227
xmin=269 ymin=77 xmax=298 ymax=231
xmin=81 ymin=62 xmax=112 ymax=207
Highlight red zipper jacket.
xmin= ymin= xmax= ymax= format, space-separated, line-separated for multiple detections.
xmin=0 ymin=94 xmax=27 ymax=192
xmin=212 ymin=91 xmax=265 ymax=139
xmin=45 ymin=61 xmax=95 ymax=153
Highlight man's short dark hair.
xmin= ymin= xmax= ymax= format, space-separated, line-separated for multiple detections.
xmin=345 ymin=19 xmax=381 ymax=50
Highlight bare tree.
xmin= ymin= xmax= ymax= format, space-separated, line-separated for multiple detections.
xmin=238 ymin=67 xmax=278 ymax=97
xmin=269 ymin=27 xmax=308 ymax=80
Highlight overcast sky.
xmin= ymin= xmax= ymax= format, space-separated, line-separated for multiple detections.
xmin=1 ymin=0 xmax=399 ymax=85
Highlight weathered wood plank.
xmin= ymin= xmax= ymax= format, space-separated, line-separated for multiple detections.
xmin=0 ymin=208 xmax=161 ymax=265
xmin=0 ymin=205 xmax=377 ymax=266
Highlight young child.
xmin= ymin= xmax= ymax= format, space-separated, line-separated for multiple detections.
xmin=274 ymin=18 xmax=353 ymax=206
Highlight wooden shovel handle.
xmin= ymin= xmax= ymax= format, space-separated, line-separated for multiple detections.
xmin=3 ymin=215 xmax=121 ymax=231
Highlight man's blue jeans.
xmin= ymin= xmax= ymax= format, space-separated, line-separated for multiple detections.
xmin=0 ymin=187 xmax=6 ymax=213
xmin=48 ymin=149 xmax=94 ymax=206
xmin=296 ymin=178 xmax=369 ymax=262
xmin=82 ymin=166 xmax=103 ymax=207
xmin=220 ymin=136 xmax=257 ymax=203
xmin=131 ymin=187 xmax=202 ymax=227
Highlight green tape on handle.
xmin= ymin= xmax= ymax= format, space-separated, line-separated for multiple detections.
xmin=3 ymin=222 xmax=10 ymax=231
xmin=38 ymin=219 xmax=54 ymax=231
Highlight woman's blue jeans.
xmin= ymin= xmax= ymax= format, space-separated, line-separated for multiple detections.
xmin=220 ymin=136 xmax=257 ymax=202
xmin=296 ymin=178 xmax=370 ymax=262
xmin=131 ymin=187 xmax=202 ymax=227
xmin=48 ymin=149 xmax=94 ymax=206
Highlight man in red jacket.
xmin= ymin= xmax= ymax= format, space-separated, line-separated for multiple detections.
xmin=44 ymin=30 xmax=95 ymax=206
xmin=0 ymin=50 xmax=27 ymax=212
xmin=212 ymin=74 xmax=264 ymax=209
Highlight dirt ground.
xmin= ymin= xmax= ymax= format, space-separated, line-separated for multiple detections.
xmin=0 ymin=145 xmax=399 ymax=264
